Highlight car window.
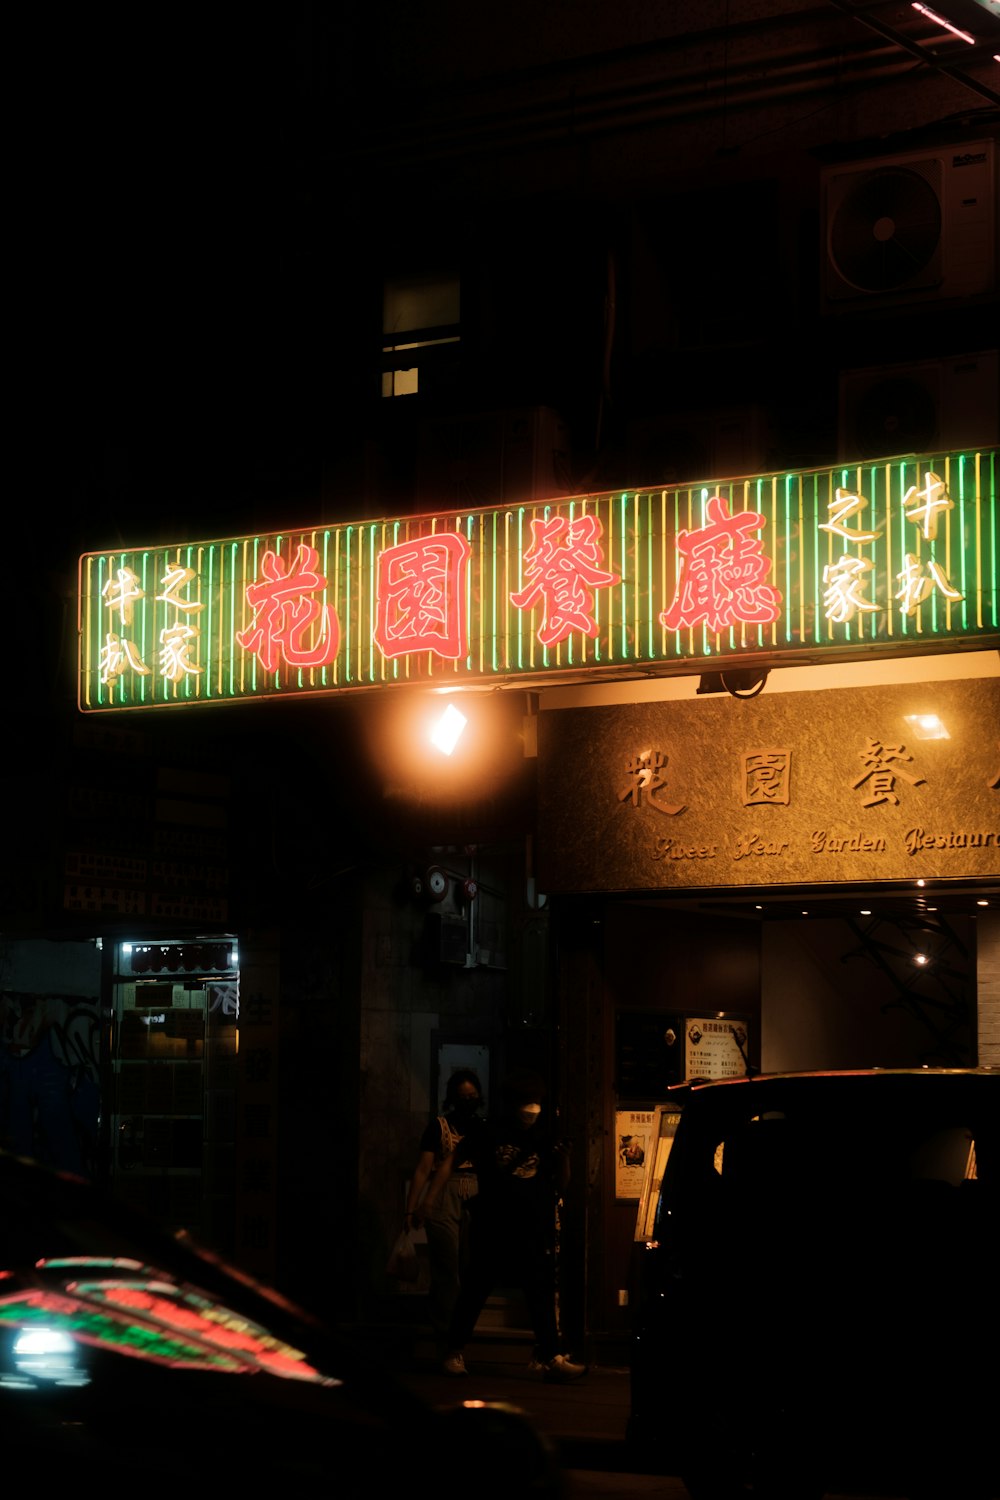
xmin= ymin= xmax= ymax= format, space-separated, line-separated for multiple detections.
xmin=654 ymin=1074 xmax=997 ymax=1246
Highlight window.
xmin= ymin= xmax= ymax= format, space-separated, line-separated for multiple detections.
xmin=382 ymin=273 xmax=460 ymax=397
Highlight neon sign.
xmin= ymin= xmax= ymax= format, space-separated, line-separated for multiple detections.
xmin=78 ymin=448 xmax=999 ymax=712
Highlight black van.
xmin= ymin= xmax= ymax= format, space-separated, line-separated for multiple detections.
xmin=627 ymin=1069 xmax=998 ymax=1500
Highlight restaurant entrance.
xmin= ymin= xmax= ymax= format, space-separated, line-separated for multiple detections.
xmin=550 ymin=881 xmax=997 ymax=1351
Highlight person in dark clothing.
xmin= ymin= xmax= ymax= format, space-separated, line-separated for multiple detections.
xmin=405 ymin=1068 xmax=484 ymax=1354
xmin=426 ymin=1067 xmax=587 ymax=1383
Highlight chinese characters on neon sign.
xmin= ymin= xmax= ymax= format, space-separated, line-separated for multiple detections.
xmin=660 ymin=494 xmax=781 ymax=633
xmin=80 ymin=451 xmax=997 ymax=710
xmin=820 ymin=474 xmax=964 ymax=626
xmin=236 ymin=544 xmax=339 ymax=672
xmin=374 ymin=533 xmax=471 ymax=660
xmin=511 ymin=514 xmax=620 ymax=647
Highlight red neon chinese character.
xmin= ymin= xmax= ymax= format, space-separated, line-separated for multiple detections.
xmin=237 ymin=544 xmax=340 ymax=672
xmin=374 ymin=532 xmax=472 ymax=660
xmin=510 ymin=514 xmax=619 ymax=649
xmin=660 ymin=494 xmax=781 ymax=634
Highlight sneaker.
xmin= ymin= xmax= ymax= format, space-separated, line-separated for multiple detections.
xmin=543 ymin=1353 xmax=588 ymax=1383
xmin=442 ymin=1353 xmax=467 ymax=1376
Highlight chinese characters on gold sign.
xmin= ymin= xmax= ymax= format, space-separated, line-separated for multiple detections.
xmin=626 ymin=737 xmax=931 ymax=817
xmin=620 ymin=752 xmax=687 ymax=814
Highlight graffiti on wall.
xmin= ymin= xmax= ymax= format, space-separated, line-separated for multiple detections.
xmin=0 ymin=992 xmax=101 ymax=1177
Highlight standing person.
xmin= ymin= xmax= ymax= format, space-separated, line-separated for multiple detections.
xmin=431 ymin=1067 xmax=587 ymax=1384
xmin=405 ymin=1068 xmax=484 ymax=1356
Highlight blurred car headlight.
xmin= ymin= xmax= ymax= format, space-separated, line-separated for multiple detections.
xmin=11 ymin=1326 xmax=88 ymax=1386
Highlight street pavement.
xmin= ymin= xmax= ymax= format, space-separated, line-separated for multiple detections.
xmin=381 ymin=1330 xmax=911 ymax=1500
xmin=387 ymin=1330 xmax=670 ymax=1497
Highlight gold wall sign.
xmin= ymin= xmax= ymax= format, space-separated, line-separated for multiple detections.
xmin=537 ymin=678 xmax=1000 ymax=893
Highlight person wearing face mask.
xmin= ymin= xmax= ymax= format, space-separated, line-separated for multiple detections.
xmin=405 ymin=1068 xmax=484 ymax=1355
xmin=429 ymin=1067 xmax=587 ymax=1383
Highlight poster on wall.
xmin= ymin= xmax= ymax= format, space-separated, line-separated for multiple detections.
xmin=615 ymin=1108 xmax=659 ymax=1200
xmin=685 ymin=1014 xmax=752 ymax=1082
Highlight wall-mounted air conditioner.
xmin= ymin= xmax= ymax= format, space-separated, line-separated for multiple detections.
xmin=821 ymin=140 xmax=996 ymax=313
xmin=838 ymin=350 xmax=999 ymax=461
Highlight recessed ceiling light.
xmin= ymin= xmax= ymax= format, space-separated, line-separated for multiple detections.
xmin=978 ymin=900 xmax=989 ymax=907
xmin=904 ymin=713 xmax=950 ymax=740
xmin=861 ymin=909 xmax=871 ymax=915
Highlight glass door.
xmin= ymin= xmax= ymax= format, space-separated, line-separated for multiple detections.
xmin=109 ymin=937 xmax=239 ymax=1251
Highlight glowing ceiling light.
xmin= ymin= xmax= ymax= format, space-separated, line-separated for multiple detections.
xmin=430 ymin=702 xmax=468 ymax=755
xmin=914 ymin=953 xmax=930 ymax=965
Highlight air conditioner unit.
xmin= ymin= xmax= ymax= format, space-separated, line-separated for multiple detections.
xmin=838 ymin=350 xmax=999 ymax=461
xmin=821 ymin=140 xmax=997 ymax=312
xmin=416 ymin=406 xmax=572 ymax=509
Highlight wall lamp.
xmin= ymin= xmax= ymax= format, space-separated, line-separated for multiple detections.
xmin=429 ymin=701 xmax=468 ymax=755
xmin=697 ymin=668 xmax=770 ymax=699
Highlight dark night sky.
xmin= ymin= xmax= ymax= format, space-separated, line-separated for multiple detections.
xmin=31 ymin=9 xmax=344 ymax=561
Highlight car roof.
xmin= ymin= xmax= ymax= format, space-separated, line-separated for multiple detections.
xmin=673 ymin=1065 xmax=997 ymax=1095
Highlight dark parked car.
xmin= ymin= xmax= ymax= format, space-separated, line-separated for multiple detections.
xmin=628 ymin=1068 xmax=998 ymax=1500
xmin=0 ymin=1147 xmax=563 ymax=1494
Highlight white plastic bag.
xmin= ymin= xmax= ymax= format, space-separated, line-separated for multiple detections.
xmin=386 ymin=1229 xmax=418 ymax=1282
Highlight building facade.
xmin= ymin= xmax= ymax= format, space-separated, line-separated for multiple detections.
xmin=8 ymin=1 xmax=1000 ymax=1343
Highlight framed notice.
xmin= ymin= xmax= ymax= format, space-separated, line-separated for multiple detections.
xmin=684 ymin=1014 xmax=752 ymax=1082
